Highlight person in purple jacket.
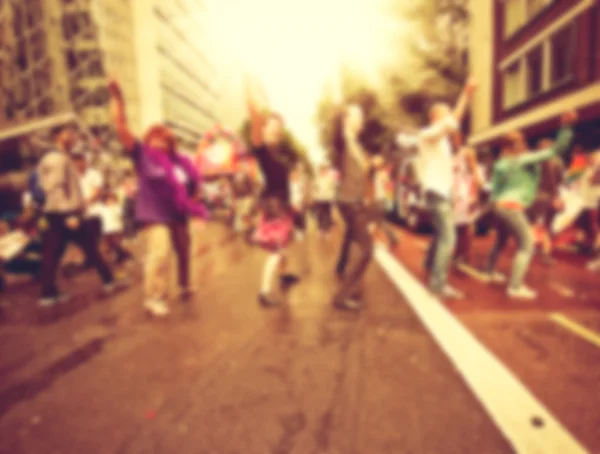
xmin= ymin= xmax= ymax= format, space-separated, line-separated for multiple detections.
xmin=108 ymin=77 xmax=207 ymax=317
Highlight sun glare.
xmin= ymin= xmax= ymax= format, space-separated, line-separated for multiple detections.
xmin=206 ymin=0 xmax=409 ymax=161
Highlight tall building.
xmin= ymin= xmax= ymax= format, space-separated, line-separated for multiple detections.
xmin=0 ymin=0 xmax=246 ymax=161
xmin=469 ymin=0 xmax=600 ymax=150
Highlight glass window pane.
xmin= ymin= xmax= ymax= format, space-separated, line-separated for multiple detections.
xmin=526 ymin=46 xmax=543 ymax=97
xmin=551 ymin=24 xmax=575 ymax=85
xmin=503 ymin=61 xmax=521 ymax=108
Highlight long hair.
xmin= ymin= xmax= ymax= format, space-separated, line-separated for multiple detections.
xmin=330 ymin=105 xmax=347 ymax=170
xmin=143 ymin=124 xmax=177 ymax=154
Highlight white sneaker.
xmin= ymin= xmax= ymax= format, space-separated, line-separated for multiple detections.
xmin=586 ymin=259 xmax=600 ymax=271
xmin=507 ymin=286 xmax=537 ymax=300
xmin=488 ymin=271 xmax=507 ymax=283
xmin=440 ymin=285 xmax=464 ymax=299
xmin=144 ymin=300 xmax=170 ymax=316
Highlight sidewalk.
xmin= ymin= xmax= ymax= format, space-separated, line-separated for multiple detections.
xmin=0 ymin=224 xmax=513 ymax=454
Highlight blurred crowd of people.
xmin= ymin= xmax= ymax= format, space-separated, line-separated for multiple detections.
xmin=1 ymin=74 xmax=599 ymax=318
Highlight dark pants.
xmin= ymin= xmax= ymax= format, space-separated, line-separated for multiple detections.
xmin=335 ymin=202 xmax=373 ymax=301
xmin=169 ymin=220 xmax=190 ymax=289
xmin=314 ymin=202 xmax=332 ymax=231
xmin=40 ymin=213 xmax=113 ymax=298
xmin=454 ymin=224 xmax=473 ymax=263
xmin=293 ymin=211 xmax=306 ymax=231
xmin=368 ymin=201 xmax=397 ymax=245
xmin=123 ymin=197 xmax=137 ymax=238
xmin=82 ymin=217 xmax=102 ymax=268
xmin=104 ymin=233 xmax=132 ymax=264
xmin=424 ymin=192 xmax=455 ymax=292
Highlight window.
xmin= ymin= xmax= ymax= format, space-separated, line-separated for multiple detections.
xmin=550 ymin=24 xmax=575 ymax=86
xmin=37 ymin=97 xmax=54 ymax=116
xmin=526 ymin=46 xmax=543 ymax=96
xmin=15 ymin=38 xmax=28 ymax=70
xmin=504 ymin=0 xmax=524 ymax=37
xmin=65 ymin=49 xmax=77 ymax=70
xmin=503 ymin=61 xmax=522 ymax=108
xmin=504 ymin=0 xmax=554 ymax=38
xmin=526 ymin=0 xmax=551 ymax=19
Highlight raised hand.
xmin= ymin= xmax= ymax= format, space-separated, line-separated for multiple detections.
xmin=465 ymin=76 xmax=478 ymax=95
xmin=560 ymin=110 xmax=578 ymax=126
xmin=107 ymin=76 xmax=122 ymax=98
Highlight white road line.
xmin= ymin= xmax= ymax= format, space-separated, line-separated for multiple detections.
xmin=375 ymin=248 xmax=589 ymax=454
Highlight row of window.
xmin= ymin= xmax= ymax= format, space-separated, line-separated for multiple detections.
xmin=504 ymin=0 xmax=554 ymax=38
xmin=13 ymin=29 xmax=47 ymax=71
xmin=93 ymin=1 xmax=131 ymax=25
xmin=3 ymin=93 xmax=58 ymax=121
xmin=154 ymin=5 xmax=215 ymax=73
xmin=157 ymin=44 xmax=216 ymax=101
xmin=161 ymin=82 xmax=216 ymax=122
xmin=502 ymin=22 xmax=574 ymax=109
xmin=1 ymin=63 xmax=55 ymax=104
xmin=62 ymin=11 xmax=97 ymax=42
xmin=11 ymin=0 xmax=45 ymax=37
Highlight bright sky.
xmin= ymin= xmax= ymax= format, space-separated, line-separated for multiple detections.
xmin=206 ymin=0 xmax=414 ymax=163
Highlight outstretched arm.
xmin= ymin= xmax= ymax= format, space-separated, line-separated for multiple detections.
xmin=107 ymin=77 xmax=136 ymax=152
xmin=512 ymin=111 xmax=577 ymax=167
xmin=420 ymin=77 xmax=478 ymax=143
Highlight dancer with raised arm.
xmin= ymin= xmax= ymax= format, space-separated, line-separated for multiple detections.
xmin=484 ymin=110 xmax=577 ymax=300
xmin=245 ymin=77 xmax=300 ymax=307
xmin=36 ymin=124 xmax=121 ymax=307
xmin=396 ymin=77 xmax=477 ymax=299
xmin=108 ymin=77 xmax=206 ymax=317
xmin=332 ymin=103 xmax=382 ymax=311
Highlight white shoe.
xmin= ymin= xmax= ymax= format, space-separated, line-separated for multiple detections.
xmin=144 ymin=300 xmax=170 ymax=316
xmin=586 ymin=259 xmax=600 ymax=271
xmin=507 ymin=285 xmax=537 ymax=300
xmin=440 ymin=285 xmax=464 ymax=299
xmin=487 ymin=271 xmax=507 ymax=284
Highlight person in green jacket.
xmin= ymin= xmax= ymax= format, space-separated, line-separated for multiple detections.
xmin=485 ymin=110 xmax=577 ymax=300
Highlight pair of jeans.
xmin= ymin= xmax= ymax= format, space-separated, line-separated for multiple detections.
xmin=424 ymin=192 xmax=455 ymax=292
xmin=335 ymin=202 xmax=373 ymax=301
xmin=486 ymin=206 xmax=534 ymax=289
xmin=40 ymin=214 xmax=113 ymax=298
xmin=142 ymin=220 xmax=190 ymax=302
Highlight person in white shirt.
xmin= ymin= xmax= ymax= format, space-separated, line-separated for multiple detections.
xmin=312 ymin=164 xmax=337 ymax=236
xmin=99 ymin=192 xmax=132 ymax=265
xmin=73 ymin=151 xmax=104 ymax=257
xmin=396 ymin=77 xmax=477 ymax=298
xmin=289 ymin=162 xmax=311 ymax=241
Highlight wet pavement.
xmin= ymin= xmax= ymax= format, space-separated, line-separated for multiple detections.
xmin=390 ymin=225 xmax=600 ymax=452
xmin=0 ymin=223 xmax=515 ymax=454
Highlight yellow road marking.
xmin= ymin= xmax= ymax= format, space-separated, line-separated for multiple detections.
xmin=550 ymin=313 xmax=600 ymax=349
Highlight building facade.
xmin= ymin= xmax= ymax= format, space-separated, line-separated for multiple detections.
xmin=469 ymin=0 xmax=600 ymax=150
xmin=0 ymin=0 xmax=246 ymax=161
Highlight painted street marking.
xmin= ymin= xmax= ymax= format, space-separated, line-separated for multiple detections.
xmin=550 ymin=313 xmax=600 ymax=349
xmin=375 ymin=248 xmax=589 ymax=454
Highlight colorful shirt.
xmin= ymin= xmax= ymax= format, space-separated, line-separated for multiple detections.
xmin=491 ymin=127 xmax=574 ymax=208
xmin=132 ymin=141 xmax=204 ymax=224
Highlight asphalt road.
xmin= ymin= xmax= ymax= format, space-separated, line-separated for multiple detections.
xmin=0 ymin=223 xmax=515 ymax=454
xmin=390 ymin=224 xmax=600 ymax=452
